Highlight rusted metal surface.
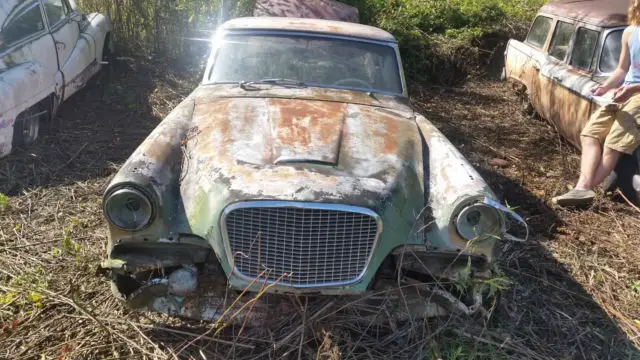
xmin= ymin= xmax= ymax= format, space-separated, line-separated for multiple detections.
xmin=504 ymin=3 xmax=623 ymax=149
xmin=221 ymin=16 xmax=396 ymax=42
xmin=541 ymin=0 xmax=628 ymax=28
xmin=253 ymin=0 xmax=359 ymax=23
xmin=103 ymin=21 xmax=528 ymax=322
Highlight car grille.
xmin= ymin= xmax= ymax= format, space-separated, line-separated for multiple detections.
xmin=223 ymin=203 xmax=380 ymax=287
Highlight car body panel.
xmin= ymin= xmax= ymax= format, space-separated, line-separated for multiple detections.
xmin=505 ymin=1 xmax=640 ymax=203
xmin=253 ymin=0 xmax=359 ymax=23
xmin=505 ymin=7 xmax=625 ymax=148
xmin=0 ymin=0 xmax=111 ymax=157
xmin=220 ymin=16 xmax=394 ymax=43
xmin=101 ymin=17 xmax=526 ymax=321
xmin=540 ymin=0 xmax=628 ymax=28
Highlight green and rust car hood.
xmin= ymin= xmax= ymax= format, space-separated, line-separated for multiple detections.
xmin=177 ymin=88 xmax=427 ymax=278
xmin=181 ymin=92 xmax=424 ymax=212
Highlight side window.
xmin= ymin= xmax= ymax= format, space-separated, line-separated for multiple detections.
xmin=0 ymin=1 xmax=46 ymax=53
xmin=600 ymin=30 xmax=623 ymax=73
xmin=526 ymin=16 xmax=553 ymax=48
xmin=570 ymin=27 xmax=600 ymax=71
xmin=548 ymin=21 xmax=575 ymax=61
xmin=43 ymin=0 xmax=69 ymax=26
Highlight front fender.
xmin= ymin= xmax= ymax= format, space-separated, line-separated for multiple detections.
xmin=416 ymin=115 xmax=500 ymax=260
xmin=82 ymin=13 xmax=113 ymax=62
xmin=105 ymin=98 xmax=195 ymax=242
xmin=0 ymin=61 xmax=49 ymax=157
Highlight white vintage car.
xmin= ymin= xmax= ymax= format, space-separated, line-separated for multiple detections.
xmin=0 ymin=0 xmax=112 ymax=157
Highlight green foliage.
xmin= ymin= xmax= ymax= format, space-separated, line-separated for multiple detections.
xmin=76 ymin=0 xmax=223 ymax=59
xmin=340 ymin=0 xmax=545 ymax=84
xmin=0 ymin=192 xmax=8 ymax=212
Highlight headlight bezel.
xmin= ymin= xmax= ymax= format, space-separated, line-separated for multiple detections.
xmin=453 ymin=200 xmax=503 ymax=242
xmin=103 ymin=185 xmax=156 ymax=231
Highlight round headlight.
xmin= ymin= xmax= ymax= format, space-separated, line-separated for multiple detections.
xmin=455 ymin=203 xmax=502 ymax=241
xmin=104 ymin=187 xmax=154 ymax=231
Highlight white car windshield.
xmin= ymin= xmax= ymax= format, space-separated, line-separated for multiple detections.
xmin=207 ymin=33 xmax=404 ymax=94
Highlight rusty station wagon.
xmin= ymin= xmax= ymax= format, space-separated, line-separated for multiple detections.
xmin=99 ymin=17 xmax=527 ymax=322
xmin=503 ymin=0 xmax=640 ymax=198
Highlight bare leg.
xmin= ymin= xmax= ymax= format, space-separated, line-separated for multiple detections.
xmin=591 ymin=147 xmax=622 ymax=186
xmin=576 ymin=136 xmax=602 ymax=190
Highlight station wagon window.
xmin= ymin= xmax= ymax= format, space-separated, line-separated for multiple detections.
xmin=600 ymin=30 xmax=623 ymax=73
xmin=0 ymin=1 xmax=46 ymax=53
xmin=569 ymin=27 xmax=599 ymax=71
xmin=43 ymin=0 xmax=70 ymax=26
xmin=526 ymin=16 xmax=553 ymax=48
xmin=548 ymin=21 xmax=575 ymax=61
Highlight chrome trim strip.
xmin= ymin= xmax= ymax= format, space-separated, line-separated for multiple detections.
xmin=220 ymin=201 xmax=383 ymax=289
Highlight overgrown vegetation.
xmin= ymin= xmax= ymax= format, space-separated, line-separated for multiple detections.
xmin=76 ymin=0 xmax=544 ymax=85
xmin=2 ymin=0 xmax=639 ymax=359
xmin=341 ymin=0 xmax=545 ymax=84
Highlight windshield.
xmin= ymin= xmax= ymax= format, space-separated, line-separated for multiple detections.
xmin=207 ymin=33 xmax=404 ymax=94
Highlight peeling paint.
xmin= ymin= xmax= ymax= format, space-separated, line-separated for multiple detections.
xmin=102 ymin=18 xmax=525 ymax=321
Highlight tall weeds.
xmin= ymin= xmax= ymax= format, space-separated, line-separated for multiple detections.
xmin=76 ymin=0 xmax=253 ymax=59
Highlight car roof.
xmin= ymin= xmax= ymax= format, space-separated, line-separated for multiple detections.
xmin=540 ymin=0 xmax=629 ymax=27
xmin=220 ymin=17 xmax=397 ymax=43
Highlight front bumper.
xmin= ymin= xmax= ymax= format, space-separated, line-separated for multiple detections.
xmin=99 ymin=238 xmax=492 ymax=323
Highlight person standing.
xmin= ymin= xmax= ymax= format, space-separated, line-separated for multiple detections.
xmin=552 ymin=0 xmax=640 ymax=207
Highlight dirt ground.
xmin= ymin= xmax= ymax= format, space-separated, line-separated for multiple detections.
xmin=0 ymin=58 xmax=639 ymax=359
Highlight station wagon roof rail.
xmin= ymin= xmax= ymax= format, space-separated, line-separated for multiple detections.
xmin=540 ymin=0 xmax=629 ymax=27
xmin=220 ymin=17 xmax=397 ymax=42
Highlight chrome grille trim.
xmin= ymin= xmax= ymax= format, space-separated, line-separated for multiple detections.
xmin=220 ymin=201 xmax=382 ymax=288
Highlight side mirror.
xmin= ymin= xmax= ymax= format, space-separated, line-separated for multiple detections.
xmin=70 ymin=12 xmax=83 ymax=23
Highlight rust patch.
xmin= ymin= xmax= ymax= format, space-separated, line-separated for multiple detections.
xmin=253 ymin=0 xmax=360 ymax=23
xmin=269 ymin=98 xmax=346 ymax=164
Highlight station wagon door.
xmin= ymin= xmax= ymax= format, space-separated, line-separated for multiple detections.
xmin=43 ymin=0 xmax=95 ymax=100
xmin=539 ymin=22 xmax=602 ymax=147
xmin=505 ymin=15 xmax=553 ymax=109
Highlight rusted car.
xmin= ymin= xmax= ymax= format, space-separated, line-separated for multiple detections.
xmin=253 ymin=0 xmax=359 ymax=22
xmin=503 ymin=0 xmax=640 ymax=199
xmin=0 ymin=0 xmax=112 ymax=157
xmin=99 ymin=17 xmax=527 ymax=323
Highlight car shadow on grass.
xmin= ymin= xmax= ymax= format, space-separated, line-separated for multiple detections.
xmin=413 ymin=83 xmax=639 ymax=358
xmin=0 ymin=56 xmax=195 ymax=196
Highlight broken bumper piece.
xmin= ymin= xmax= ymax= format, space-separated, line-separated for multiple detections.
xmin=100 ymin=252 xmax=487 ymax=326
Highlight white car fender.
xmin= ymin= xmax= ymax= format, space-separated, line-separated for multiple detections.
xmin=0 ymin=61 xmax=52 ymax=157
xmin=83 ymin=13 xmax=113 ymax=62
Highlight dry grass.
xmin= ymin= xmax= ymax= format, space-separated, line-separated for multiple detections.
xmin=0 ymin=58 xmax=639 ymax=359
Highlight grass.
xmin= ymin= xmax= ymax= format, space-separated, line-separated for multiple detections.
xmin=1 ymin=1 xmax=639 ymax=358
xmin=0 ymin=55 xmax=638 ymax=359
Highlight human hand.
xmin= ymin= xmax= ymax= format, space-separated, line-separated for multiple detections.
xmin=612 ymin=86 xmax=635 ymax=103
xmin=590 ymin=85 xmax=608 ymax=96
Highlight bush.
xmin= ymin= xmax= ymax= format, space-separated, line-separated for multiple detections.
xmin=341 ymin=0 xmax=545 ymax=85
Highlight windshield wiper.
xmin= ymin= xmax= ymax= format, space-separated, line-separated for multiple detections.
xmin=239 ymin=78 xmax=307 ymax=90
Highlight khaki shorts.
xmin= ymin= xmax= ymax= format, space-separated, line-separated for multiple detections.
xmin=581 ymin=93 xmax=640 ymax=154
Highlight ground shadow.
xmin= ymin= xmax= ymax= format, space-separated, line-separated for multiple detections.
xmin=409 ymin=82 xmax=639 ymax=358
xmin=0 ymin=56 xmax=195 ymax=196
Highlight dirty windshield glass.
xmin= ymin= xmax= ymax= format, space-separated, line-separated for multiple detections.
xmin=208 ymin=34 xmax=403 ymax=94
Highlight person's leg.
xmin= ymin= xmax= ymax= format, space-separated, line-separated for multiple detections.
xmin=552 ymin=104 xmax=616 ymax=206
xmin=575 ymin=135 xmax=603 ymax=190
xmin=599 ymin=94 xmax=640 ymax=186
xmin=591 ymin=147 xmax=623 ymax=186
